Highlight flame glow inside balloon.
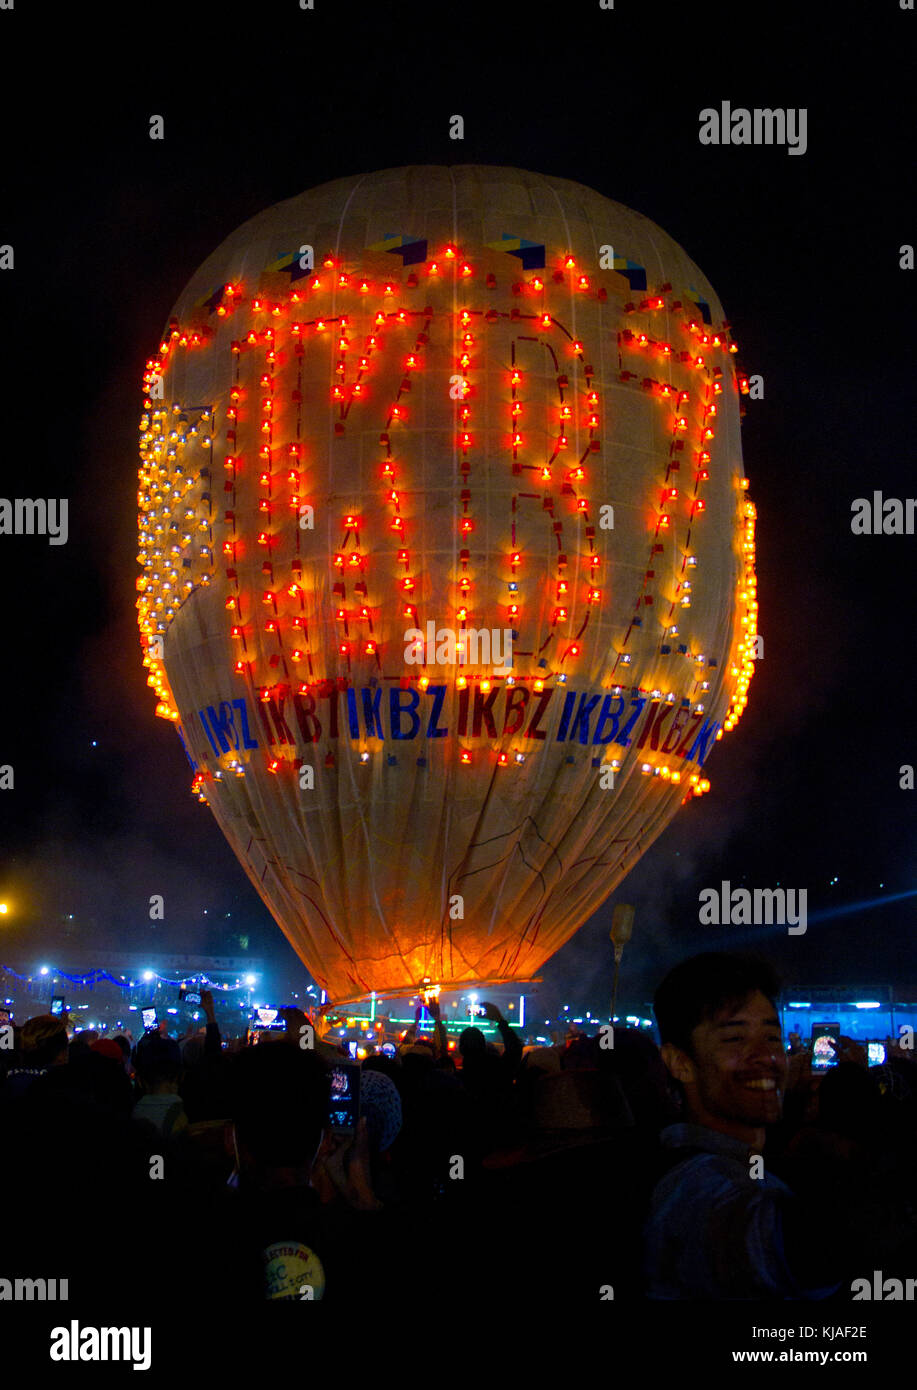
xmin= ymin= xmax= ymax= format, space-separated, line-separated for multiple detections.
xmin=136 ymin=165 xmax=757 ymax=1004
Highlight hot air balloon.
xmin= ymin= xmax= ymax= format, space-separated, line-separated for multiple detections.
xmin=136 ymin=165 xmax=757 ymax=1005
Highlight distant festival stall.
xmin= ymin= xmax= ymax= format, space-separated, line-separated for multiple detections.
xmin=135 ymin=165 xmax=757 ymax=1004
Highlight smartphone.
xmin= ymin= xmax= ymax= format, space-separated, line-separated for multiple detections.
xmin=179 ymin=985 xmax=202 ymax=1005
xmin=250 ymin=1006 xmax=286 ymax=1032
xmin=50 ymin=996 xmax=66 ymax=1017
xmin=811 ymin=1023 xmax=840 ymax=1068
xmin=141 ymin=1007 xmax=158 ymax=1032
xmin=465 ymin=1004 xmax=486 ymax=1018
xmin=867 ymin=1042 xmax=886 ymax=1066
xmin=379 ymin=1042 xmax=396 ymax=1058
xmin=328 ymin=1062 xmax=361 ymax=1136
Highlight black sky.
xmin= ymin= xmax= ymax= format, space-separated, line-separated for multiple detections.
xmin=0 ymin=0 xmax=914 ymax=1015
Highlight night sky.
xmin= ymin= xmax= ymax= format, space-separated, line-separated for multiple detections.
xmin=0 ymin=0 xmax=913 ymax=1018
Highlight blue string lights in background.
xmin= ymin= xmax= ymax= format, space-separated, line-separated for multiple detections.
xmin=0 ymin=962 xmax=254 ymax=991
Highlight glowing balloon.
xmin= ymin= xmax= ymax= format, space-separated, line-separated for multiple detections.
xmin=136 ymin=165 xmax=757 ymax=1003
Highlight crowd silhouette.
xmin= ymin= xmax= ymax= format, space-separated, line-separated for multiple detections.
xmin=2 ymin=952 xmax=915 ymax=1305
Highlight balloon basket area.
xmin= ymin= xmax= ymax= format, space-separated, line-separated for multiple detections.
xmin=314 ymin=977 xmax=543 ymax=1047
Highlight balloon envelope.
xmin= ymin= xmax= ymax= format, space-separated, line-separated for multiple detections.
xmin=136 ymin=165 xmax=757 ymax=1003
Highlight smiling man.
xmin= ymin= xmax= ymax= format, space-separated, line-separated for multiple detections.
xmin=643 ymin=952 xmax=841 ymax=1300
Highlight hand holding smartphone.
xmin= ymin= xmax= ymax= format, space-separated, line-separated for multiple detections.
xmin=328 ymin=1062 xmax=361 ymax=1137
xmin=811 ymin=1023 xmax=841 ymax=1068
xmin=247 ymin=1005 xmax=288 ymax=1044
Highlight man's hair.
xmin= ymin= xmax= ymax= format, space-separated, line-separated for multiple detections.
xmin=232 ymin=1043 xmax=330 ymax=1168
xmin=458 ymin=1026 xmax=486 ymax=1056
xmin=20 ymin=1015 xmax=68 ymax=1069
xmin=653 ymin=952 xmax=781 ymax=1056
xmin=134 ymin=1034 xmax=183 ymax=1087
